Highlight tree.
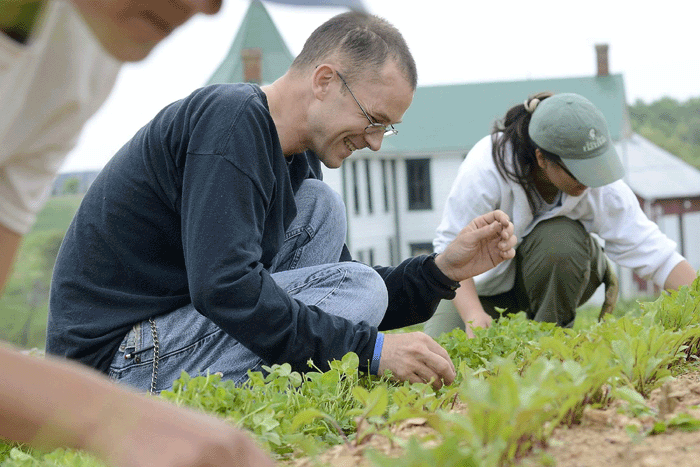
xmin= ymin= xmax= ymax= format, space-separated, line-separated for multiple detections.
xmin=628 ymin=96 xmax=700 ymax=169
xmin=62 ymin=177 xmax=79 ymax=195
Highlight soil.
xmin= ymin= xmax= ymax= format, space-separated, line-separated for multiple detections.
xmin=284 ymin=370 xmax=700 ymax=467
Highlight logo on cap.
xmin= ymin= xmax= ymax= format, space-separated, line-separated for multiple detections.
xmin=583 ymin=128 xmax=606 ymax=152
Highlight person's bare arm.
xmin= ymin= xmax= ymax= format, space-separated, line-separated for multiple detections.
xmin=0 ymin=223 xmax=22 ymax=294
xmin=453 ymin=278 xmax=492 ymax=338
xmin=0 ymin=344 xmax=275 ymax=467
xmin=664 ymin=260 xmax=697 ymax=291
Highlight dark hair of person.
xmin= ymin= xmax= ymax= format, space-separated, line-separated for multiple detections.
xmin=290 ymin=11 xmax=417 ymax=90
xmin=491 ymin=91 xmax=566 ymax=212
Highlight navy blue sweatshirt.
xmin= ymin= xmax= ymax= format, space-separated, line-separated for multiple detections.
xmin=47 ymin=84 xmax=458 ymax=374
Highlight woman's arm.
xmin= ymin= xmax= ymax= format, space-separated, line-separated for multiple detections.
xmin=452 ymin=278 xmax=492 ymax=338
xmin=664 ymin=260 xmax=697 ymax=290
xmin=0 ymin=344 xmax=275 ymax=467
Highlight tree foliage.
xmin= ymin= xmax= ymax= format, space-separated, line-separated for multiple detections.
xmin=61 ymin=177 xmax=79 ymax=195
xmin=628 ymin=96 xmax=700 ymax=168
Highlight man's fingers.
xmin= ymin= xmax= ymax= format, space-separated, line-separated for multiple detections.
xmin=468 ymin=220 xmax=502 ymax=243
xmin=492 ymin=209 xmax=510 ymax=226
xmin=380 ymin=332 xmax=456 ymax=388
xmin=476 ymin=209 xmax=511 ymax=228
xmin=412 ymin=368 xmax=450 ymax=390
xmin=424 ymin=337 xmax=456 ymax=374
xmin=418 ymin=341 xmax=456 ymax=387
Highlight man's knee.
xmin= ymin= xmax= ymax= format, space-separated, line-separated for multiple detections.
xmin=297 ymin=179 xmax=346 ymax=232
xmin=344 ymin=262 xmax=387 ymax=327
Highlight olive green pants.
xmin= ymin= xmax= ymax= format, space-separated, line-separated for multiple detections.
xmin=424 ymin=217 xmax=608 ymax=338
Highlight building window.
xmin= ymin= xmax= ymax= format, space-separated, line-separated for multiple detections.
xmin=368 ymin=248 xmax=374 ymax=265
xmin=351 ymin=160 xmax=360 ymax=215
xmin=365 ymin=159 xmax=373 ymax=214
xmin=406 ymin=159 xmax=432 ymax=210
xmin=410 ymin=242 xmax=434 ymax=256
xmin=388 ymin=237 xmax=396 ymax=266
xmin=381 ymin=159 xmax=390 ymax=212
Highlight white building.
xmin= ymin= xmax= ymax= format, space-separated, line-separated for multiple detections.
xmin=214 ymin=2 xmax=700 ymax=301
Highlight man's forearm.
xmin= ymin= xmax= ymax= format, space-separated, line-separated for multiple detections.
xmin=376 ymin=254 xmax=458 ymax=331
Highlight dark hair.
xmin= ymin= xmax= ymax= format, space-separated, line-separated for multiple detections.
xmin=290 ymin=11 xmax=417 ymax=90
xmin=491 ymin=91 xmax=563 ymax=212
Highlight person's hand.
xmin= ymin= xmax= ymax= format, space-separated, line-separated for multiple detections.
xmin=377 ymin=332 xmax=456 ymax=389
xmin=93 ymin=392 xmax=276 ymax=467
xmin=434 ymin=210 xmax=516 ymax=282
xmin=464 ymin=310 xmax=492 ymax=338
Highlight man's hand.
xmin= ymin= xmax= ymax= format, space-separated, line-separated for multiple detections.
xmin=377 ymin=332 xmax=456 ymax=389
xmin=434 ymin=210 xmax=516 ymax=282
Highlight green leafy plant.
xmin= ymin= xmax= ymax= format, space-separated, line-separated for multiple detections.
xmin=6 ymin=278 xmax=700 ymax=466
xmin=599 ymin=315 xmax=687 ymax=397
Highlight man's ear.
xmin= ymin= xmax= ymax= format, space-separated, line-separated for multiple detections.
xmin=311 ymin=64 xmax=336 ymax=101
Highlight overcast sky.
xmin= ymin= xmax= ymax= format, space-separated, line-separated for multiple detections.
xmin=59 ymin=0 xmax=698 ymax=173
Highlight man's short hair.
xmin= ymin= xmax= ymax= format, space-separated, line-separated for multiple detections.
xmin=291 ymin=11 xmax=417 ymax=90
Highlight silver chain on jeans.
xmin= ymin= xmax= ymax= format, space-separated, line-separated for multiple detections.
xmin=148 ymin=317 xmax=159 ymax=395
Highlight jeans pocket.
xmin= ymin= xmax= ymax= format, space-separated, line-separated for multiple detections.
xmin=110 ymin=321 xmax=147 ymax=372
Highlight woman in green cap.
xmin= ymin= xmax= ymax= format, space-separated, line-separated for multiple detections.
xmin=424 ymin=92 xmax=697 ymax=338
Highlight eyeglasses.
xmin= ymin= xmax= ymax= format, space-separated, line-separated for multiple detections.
xmin=336 ymin=71 xmax=398 ymax=137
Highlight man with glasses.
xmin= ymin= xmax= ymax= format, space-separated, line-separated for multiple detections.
xmin=336 ymin=71 xmax=398 ymax=136
xmin=47 ymin=11 xmax=516 ymax=391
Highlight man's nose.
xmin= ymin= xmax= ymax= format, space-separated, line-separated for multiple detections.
xmin=364 ymin=131 xmax=384 ymax=152
xmin=184 ymin=0 xmax=223 ymax=15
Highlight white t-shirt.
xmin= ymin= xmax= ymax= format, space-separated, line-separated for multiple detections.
xmin=0 ymin=0 xmax=121 ymax=234
xmin=433 ymin=134 xmax=685 ymax=296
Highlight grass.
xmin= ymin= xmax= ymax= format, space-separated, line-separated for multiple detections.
xmin=27 ymin=195 xmax=83 ymax=234
xmin=0 ymin=195 xmax=83 ymax=349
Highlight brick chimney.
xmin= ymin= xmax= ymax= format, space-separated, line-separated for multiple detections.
xmin=595 ymin=44 xmax=609 ymax=77
xmin=242 ymin=48 xmax=262 ymax=84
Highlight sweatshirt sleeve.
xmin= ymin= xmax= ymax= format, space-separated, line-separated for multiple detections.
xmin=595 ymin=181 xmax=685 ymax=287
xmin=373 ymin=254 xmax=460 ymax=331
xmin=434 ymin=135 xmax=503 ymax=254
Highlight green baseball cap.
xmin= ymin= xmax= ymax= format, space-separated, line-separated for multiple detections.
xmin=528 ymin=93 xmax=624 ymax=188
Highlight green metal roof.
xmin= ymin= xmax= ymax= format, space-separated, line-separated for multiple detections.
xmin=207 ymin=4 xmax=629 ymax=155
xmin=379 ymin=74 xmax=630 ymax=155
xmin=207 ymin=0 xmax=294 ymax=86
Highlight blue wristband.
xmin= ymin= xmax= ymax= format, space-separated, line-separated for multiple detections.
xmin=370 ymin=332 xmax=384 ymax=375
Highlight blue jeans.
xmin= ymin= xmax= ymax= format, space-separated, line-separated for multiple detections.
xmin=108 ymin=179 xmax=387 ymax=393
